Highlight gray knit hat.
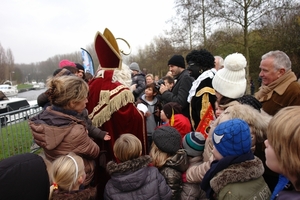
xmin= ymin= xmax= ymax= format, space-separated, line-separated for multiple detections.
xmin=152 ymin=126 xmax=181 ymax=154
xmin=129 ymin=62 xmax=140 ymax=72
xmin=182 ymin=132 xmax=205 ymax=157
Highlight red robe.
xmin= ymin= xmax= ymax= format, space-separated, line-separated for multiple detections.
xmin=86 ymin=70 xmax=147 ymax=199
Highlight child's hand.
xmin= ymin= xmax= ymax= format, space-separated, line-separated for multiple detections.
xmin=130 ymin=84 xmax=137 ymax=92
xmin=104 ymin=133 xmax=111 ymax=141
xmin=145 ymin=111 xmax=151 ymax=117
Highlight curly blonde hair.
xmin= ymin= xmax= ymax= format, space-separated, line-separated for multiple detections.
xmin=224 ymin=103 xmax=271 ymax=143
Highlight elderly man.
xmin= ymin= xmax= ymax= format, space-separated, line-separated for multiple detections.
xmin=255 ymin=50 xmax=300 ymax=192
xmin=159 ymin=54 xmax=194 ymax=119
xmin=255 ymin=50 xmax=300 ymax=116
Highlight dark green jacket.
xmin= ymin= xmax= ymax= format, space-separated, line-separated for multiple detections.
xmin=211 ymin=157 xmax=271 ymax=200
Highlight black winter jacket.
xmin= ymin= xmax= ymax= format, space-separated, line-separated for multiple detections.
xmin=131 ymin=73 xmax=146 ymax=101
xmin=160 ymin=70 xmax=194 ymax=118
xmin=160 ymin=149 xmax=189 ymax=200
xmin=0 ymin=153 xmax=50 ymax=200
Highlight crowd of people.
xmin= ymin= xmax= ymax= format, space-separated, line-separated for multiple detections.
xmin=1 ymin=27 xmax=300 ymax=200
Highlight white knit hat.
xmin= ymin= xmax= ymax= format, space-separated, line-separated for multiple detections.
xmin=212 ymin=53 xmax=247 ymax=99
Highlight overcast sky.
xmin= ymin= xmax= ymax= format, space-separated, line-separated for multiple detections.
xmin=0 ymin=0 xmax=175 ymax=64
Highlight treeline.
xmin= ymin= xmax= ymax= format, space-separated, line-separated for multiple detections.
xmin=1 ymin=0 xmax=299 ymax=93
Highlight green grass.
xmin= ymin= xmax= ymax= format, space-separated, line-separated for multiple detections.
xmin=17 ymin=84 xmax=33 ymax=90
xmin=0 ymin=120 xmax=34 ymax=160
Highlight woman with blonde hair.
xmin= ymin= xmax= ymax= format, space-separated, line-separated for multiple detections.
xmin=49 ymin=152 xmax=96 ymax=200
xmin=29 ymin=75 xmax=100 ymax=186
xmin=104 ymin=133 xmax=171 ymax=199
xmin=186 ymin=103 xmax=272 ymax=183
xmin=265 ymin=106 xmax=300 ymax=199
xmin=145 ymin=73 xmax=155 ymax=84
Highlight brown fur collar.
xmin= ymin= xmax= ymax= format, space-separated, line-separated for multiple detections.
xmin=210 ymin=156 xmax=264 ymax=193
xmin=51 ymin=186 xmax=96 ymax=200
xmin=106 ymin=155 xmax=151 ymax=175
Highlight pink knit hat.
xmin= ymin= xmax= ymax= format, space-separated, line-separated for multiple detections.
xmin=59 ymin=59 xmax=76 ymax=68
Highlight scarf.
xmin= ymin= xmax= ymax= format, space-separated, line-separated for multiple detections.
xmin=200 ymin=152 xmax=254 ymax=199
xmin=52 ymin=105 xmax=78 ymax=116
xmin=187 ymin=68 xmax=216 ymax=103
xmin=255 ymin=70 xmax=296 ymax=102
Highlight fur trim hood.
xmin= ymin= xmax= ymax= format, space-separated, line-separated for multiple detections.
xmin=210 ymin=156 xmax=264 ymax=194
xmin=222 ymin=103 xmax=271 ymax=143
xmin=106 ymin=155 xmax=151 ymax=175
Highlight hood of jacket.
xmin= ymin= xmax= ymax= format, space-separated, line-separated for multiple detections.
xmin=164 ymin=149 xmax=189 ymax=172
xmin=29 ymin=106 xmax=86 ymax=150
xmin=106 ymin=155 xmax=152 ymax=192
xmin=210 ymin=156 xmax=264 ymax=194
xmin=139 ymin=94 xmax=158 ymax=106
xmin=168 ymin=114 xmax=191 ymax=137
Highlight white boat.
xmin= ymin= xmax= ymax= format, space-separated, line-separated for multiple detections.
xmin=0 ymin=93 xmax=31 ymax=125
xmin=0 ymin=80 xmax=18 ymax=97
xmin=0 ymin=97 xmax=29 ymax=113
xmin=33 ymin=82 xmax=45 ymax=89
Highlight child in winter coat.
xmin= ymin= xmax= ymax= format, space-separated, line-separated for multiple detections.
xmin=201 ymin=119 xmax=271 ymax=200
xmin=49 ymin=152 xmax=96 ymax=200
xmin=186 ymin=103 xmax=271 ymax=184
xmin=129 ymin=62 xmax=146 ymax=101
xmin=104 ymin=133 xmax=172 ymax=200
xmin=159 ymin=102 xmax=191 ymax=138
xmin=150 ymin=126 xmax=189 ymax=200
xmin=136 ymin=82 xmax=162 ymax=152
xmin=265 ymin=106 xmax=300 ymax=199
xmin=181 ymin=132 xmax=208 ymax=200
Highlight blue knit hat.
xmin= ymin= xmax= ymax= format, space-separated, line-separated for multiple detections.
xmin=213 ymin=118 xmax=251 ymax=157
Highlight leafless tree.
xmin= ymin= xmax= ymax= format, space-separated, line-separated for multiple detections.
xmin=210 ymin=0 xmax=298 ymax=93
xmin=167 ymin=0 xmax=213 ymax=50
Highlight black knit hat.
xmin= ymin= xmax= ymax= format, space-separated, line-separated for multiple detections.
xmin=237 ymin=95 xmax=262 ymax=112
xmin=168 ymin=55 xmax=185 ymax=68
xmin=162 ymin=102 xmax=182 ymax=119
xmin=75 ymin=63 xmax=85 ymax=71
xmin=153 ymin=126 xmax=181 ymax=154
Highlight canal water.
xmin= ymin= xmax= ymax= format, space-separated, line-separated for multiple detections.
xmin=17 ymin=89 xmax=46 ymax=105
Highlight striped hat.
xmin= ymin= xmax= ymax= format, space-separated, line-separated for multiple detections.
xmin=182 ymin=132 xmax=205 ymax=157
